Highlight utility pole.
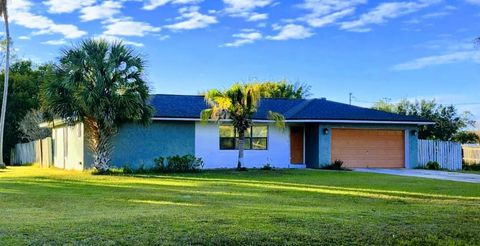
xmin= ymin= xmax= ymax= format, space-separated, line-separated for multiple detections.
xmin=349 ymin=93 xmax=353 ymax=105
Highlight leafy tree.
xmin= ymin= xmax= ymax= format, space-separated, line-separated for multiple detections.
xmin=372 ymin=99 xmax=475 ymax=141
xmin=258 ymin=80 xmax=311 ymax=99
xmin=452 ymin=131 xmax=480 ymax=144
xmin=18 ymin=109 xmax=51 ymax=142
xmin=0 ymin=61 xmax=54 ymax=163
xmin=41 ymin=39 xmax=153 ymax=173
xmin=0 ymin=0 xmax=10 ymax=168
xmin=201 ymin=83 xmax=284 ymax=169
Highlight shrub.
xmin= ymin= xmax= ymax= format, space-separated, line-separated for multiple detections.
xmin=463 ymin=163 xmax=480 ymax=171
xmin=122 ymin=165 xmax=134 ymax=174
xmin=260 ymin=164 xmax=273 ymax=170
xmin=154 ymin=154 xmax=204 ymax=173
xmin=425 ymin=161 xmax=441 ymax=170
xmin=321 ymin=159 xmax=350 ymax=171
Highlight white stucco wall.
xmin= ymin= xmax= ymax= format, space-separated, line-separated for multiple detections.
xmin=195 ymin=122 xmax=292 ymax=169
xmin=52 ymin=123 xmax=85 ymax=171
xmin=52 ymin=127 xmax=64 ymax=169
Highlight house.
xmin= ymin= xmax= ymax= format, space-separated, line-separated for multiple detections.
xmin=47 ymin=94 xmax=433 ymax=171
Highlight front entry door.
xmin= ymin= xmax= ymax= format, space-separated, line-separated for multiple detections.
xmin=290 ymin=126 xmax=304 ymax=164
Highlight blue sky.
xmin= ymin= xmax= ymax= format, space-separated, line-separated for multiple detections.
xmin=7 ymin=0 xmax=480 ymax=123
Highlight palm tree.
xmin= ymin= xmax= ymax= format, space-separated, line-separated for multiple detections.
xmin=42 ymin=39 xmax=153 ymax=173
xmin=201 ymin=83 xmax=284 ymax=170
xmin=0 ymin=0 xmax=9 ymax=168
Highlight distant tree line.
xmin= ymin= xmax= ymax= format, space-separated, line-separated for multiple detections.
xmin=0 ymin=61 xmax=57 ymax=163
xmin=372 ymin=99 xmax=479 ymax=144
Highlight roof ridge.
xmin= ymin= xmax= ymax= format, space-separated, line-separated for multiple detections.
xmin=151 ymin=94 xmax=203 ymax=97
xmin=283 ymin=99 xmax=315 ymax=118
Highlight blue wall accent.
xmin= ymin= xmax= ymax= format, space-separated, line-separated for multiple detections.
xmin=318 ymin=125 xmax=332 ymax=167
xmin=407 ymin=129 xmax=419 ymax=168
xmin=108 ymin=121 xmax=195 ymax=169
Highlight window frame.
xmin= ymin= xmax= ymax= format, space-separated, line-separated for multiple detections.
xmin=219 ymin=125 xmax=268 ymax=150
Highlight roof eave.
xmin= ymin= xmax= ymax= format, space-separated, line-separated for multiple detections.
xmin=151 ymin=117 xmax=434 ymax=125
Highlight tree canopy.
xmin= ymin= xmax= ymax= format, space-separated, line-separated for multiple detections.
xmin=201 ymin=83 xmax=284 ymax=169
xmin=257 ymin=80 xmax=311 ymax=99
xmin=372 ymin=99 xmax=476 ymax=141
xmin=0 ymin=61 xmax=56 ymax=163
xmin=41 ymin=39 xmax=153 ymax=172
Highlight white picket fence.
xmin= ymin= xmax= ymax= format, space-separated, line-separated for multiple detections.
xmin=462 ymin=145 xmax=480 ymax=165
xmin=418 ymin=139 xmax=462 ymax=170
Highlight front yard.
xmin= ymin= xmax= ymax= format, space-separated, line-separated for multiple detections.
xmin=1 ymin=166 xmax=479 ymax=245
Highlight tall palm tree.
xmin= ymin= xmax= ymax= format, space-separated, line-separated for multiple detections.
xmin=201 ymin=83 xmax=284 ymax=170
xmin=42 ymin=39 xmax=153 ymax=173
xmin=0 ymin=0 xmax=9 ymax=168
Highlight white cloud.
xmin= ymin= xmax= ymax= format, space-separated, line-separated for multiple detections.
xmin=143 ymin=0 xmax=203 ymax=10
xmin=299 ymin=0 xmax=366 ymax=16
xmin=165 ymin=7 xmax=217 ymax=30
xmin=42 ymin=39 xmax=67 ymax=46
xmin=97 ymin=35 xmax=145 ymax=47
xmin=224 ymin=0 xmax=273 ymax=13
xmin=465 ymin=0 xmax=480 ymax=5
xmin=267 ymin=24 xmax=314 ymax=41
xmin=247 ymin=13 xmax=268 ymax=21
xmin=222 ymin=30 xmax=262 ymax=47
xmin=18 ymin=36 xmax=31 ymax=40
xmin=80 ymin=1 xmax=123 ymax=22
xmin=307 ymin=8 xmax=355 ymax=28
xmin=223 ymin=0 xmax=273 ymax=21
xmin=104 ymin=20 xmax=161 ymax=37
xmin=44 ymin=0 xmax=95 ymax=14
xmin=393 ymin=51 xmax=480 ymax=70
xmin=296 ymin=0 xmax=365 ymax=28
xmin=10 ymin=0 xmax=86 ymax=39
xmin=341 ymin=0 xmax=441 ymax=32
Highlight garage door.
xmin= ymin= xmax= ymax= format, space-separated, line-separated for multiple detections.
xmin=331 ymin=129 xmax=405 ymax=168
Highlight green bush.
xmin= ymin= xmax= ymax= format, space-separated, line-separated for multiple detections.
xmin=260 ymin=164 xmax=273 ymax=170
xmin=153 ymin=154 xmax=204 ymax=173
xmin=321 ymin=159 xmax=350 ymax=171
xmin=463 ymin=164 xmax=480 ymax=171
xmin=425 ymin=161 xmax=441 ymax=170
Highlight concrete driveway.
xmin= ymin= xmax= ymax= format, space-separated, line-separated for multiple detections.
xmin=353 ymin=168 xmax=480 ymax=183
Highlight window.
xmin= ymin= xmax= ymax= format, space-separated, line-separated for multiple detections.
xmin=219 ymin=125 xmax=268 ymax=150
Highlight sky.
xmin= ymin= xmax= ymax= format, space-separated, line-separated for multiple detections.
xmin=6 ymin=0 xmax=480 ymax=124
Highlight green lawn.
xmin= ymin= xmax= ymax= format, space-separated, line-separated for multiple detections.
xmin=1 ymin=166 xmax=479 ymax=245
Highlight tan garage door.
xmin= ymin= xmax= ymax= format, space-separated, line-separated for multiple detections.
xmin=331 ymin=129 xmax=405 ymax=168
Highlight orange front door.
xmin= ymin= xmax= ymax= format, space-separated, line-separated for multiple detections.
xmin=290 ymin=126 xmax=304 ymax=164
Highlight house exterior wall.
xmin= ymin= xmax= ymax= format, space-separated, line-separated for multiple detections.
xmin=195 ymin=122 xmax=291 ymax=169
xmin=313 ymin=123 xmax=419 ymax=168
xmin=108 ymin=121 xmax=195 ymax=169
xmin=52 ymin=123 xmax=85 ymax=171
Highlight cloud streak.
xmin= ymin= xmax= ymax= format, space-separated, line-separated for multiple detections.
xmin=393 ymin=51 xmax=480 ymax=70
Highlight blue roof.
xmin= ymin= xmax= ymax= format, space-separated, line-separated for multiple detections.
xmin=150 ymin=94 xmax=430 ymax=123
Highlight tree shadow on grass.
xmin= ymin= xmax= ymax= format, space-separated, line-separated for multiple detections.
xmin=2 ymin=173 xmax=479 ymax=205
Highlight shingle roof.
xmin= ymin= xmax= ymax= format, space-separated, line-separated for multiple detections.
xmin=150 ymin=94 xmax=431 ymax=124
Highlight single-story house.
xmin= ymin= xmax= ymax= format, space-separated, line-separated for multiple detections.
xmin=46 ymin=94 xmax=433 ymax=171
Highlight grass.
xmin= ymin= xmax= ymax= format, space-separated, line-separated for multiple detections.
xmin=1 ymin=166 xmax=479 ymax=245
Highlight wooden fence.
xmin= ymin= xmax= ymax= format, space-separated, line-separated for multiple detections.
xmin=462 ymin=145 xmax=480 ymax=165
xmin=10 ymin=137 xmax=52 ymax=167
xmin=418 ymin=139 xmax=462 ymax=170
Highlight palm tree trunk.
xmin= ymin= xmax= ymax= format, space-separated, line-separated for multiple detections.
xmin=237 ymin=130 xmax=245 ymax=170
xmin=85 ymin=118 xmax=113 ymax=173
xmin=0 ymin=2 xmax=9 ymax=168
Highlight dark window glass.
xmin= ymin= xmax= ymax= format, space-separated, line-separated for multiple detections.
xmin=219 ymin=125 xmax=268 ymax=150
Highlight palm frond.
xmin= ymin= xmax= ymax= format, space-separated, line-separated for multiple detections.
xmin=268 ymin=111 xmax=285 ymax=129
